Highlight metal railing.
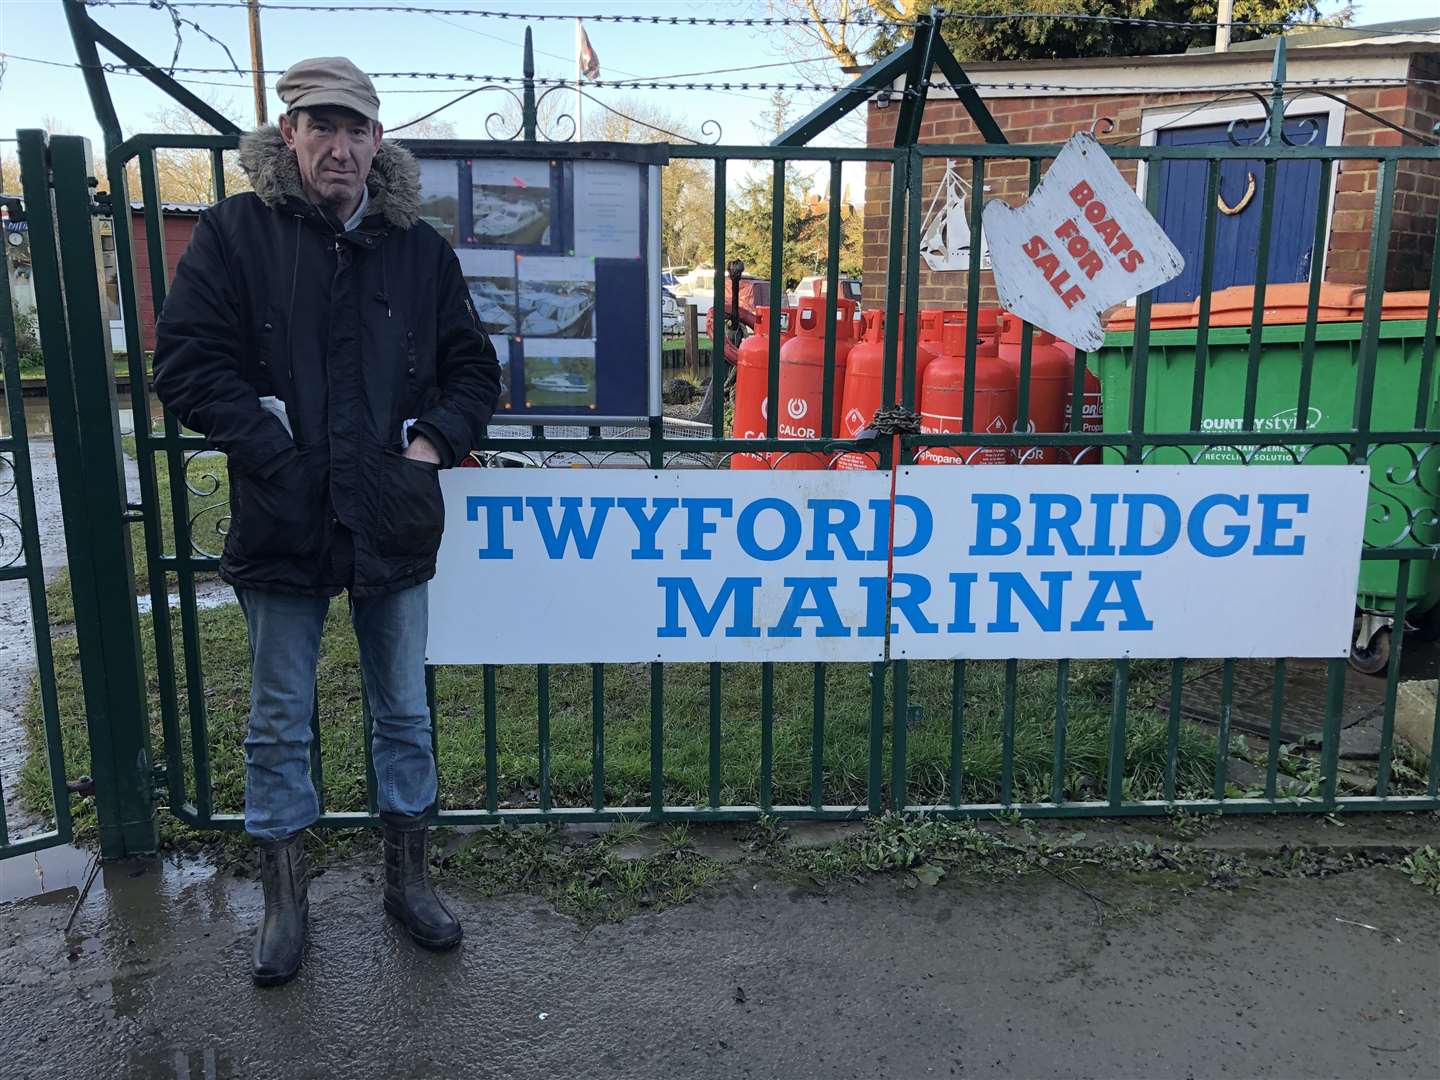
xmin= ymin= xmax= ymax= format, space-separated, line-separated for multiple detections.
xmin=47 ymin=125 xmax=1427 ymax=847
xmin=0 ymin=200 xmax=72 ymax=860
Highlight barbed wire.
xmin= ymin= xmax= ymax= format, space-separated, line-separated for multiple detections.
xmin=6 ymin=51 xmax=1437 ymax=97
xmin=148 ymin=0 xmax=244 ymax=76
xmin=0 ymin=50 xmax=548 ymax=94
xmin=80 ymin=61 xmax=1440 ymax=95
xmin=80 ymin=0 xmax=1440 ymax=37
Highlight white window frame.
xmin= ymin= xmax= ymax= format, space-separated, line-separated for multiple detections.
xmin=1135 ymin=94 xmax=1348 ymax=291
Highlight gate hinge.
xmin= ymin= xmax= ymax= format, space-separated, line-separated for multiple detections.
xmin=65 ymin=775 xmax=96 ymax=798
xmin=151 ymin=763 xmax=169 ymax=800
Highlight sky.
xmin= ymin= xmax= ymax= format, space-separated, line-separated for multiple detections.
xmin=0 ymin=1 xmax=850 ymax=145
xmin=0 ymin=0 xmax=1422 ymax=201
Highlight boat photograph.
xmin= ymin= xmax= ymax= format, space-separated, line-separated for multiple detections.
xmin=524 ymin=353 xmax=597 ymax=408
xmin=472 ymin=185 xmax=551 ymax=245
xmin=518 ymin=279 xmax=596 ymax=339
xmin=466 ymin=275 xmax=517 ymax=335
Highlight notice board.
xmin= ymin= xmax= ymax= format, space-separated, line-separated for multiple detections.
xmin=403 ymin=141 xmax=667 ymax=423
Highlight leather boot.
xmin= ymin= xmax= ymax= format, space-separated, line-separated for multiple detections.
xmin=381 ymin=813 xmax=463 ymax=950
xmin=252 ymin=834 xmax=309 ymax=986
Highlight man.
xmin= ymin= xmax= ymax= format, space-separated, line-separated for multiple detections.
xmin=153 ymin=57 xmax=501 ymax=986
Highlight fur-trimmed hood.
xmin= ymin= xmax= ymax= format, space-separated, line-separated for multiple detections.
xmin=237 ymin=125 xmax=420 ymax=229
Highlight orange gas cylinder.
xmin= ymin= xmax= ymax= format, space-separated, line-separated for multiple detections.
xmin=768 ymin=296 xmax=855 ymax=470
xmin=729 ymin=306 xmax=782 ymax=470
xmin=997 ymin=313 xmax=1073 ymax=465
xmin=917 ymin=322 xmax=1017 ymax=466
xmin=834 ymin=312 xmax=937 ymax=471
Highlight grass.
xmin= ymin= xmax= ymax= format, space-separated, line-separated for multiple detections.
xmin=15 ymin=353 xmax=150 ymax=380
xmin=21 ymin=580 xmax=1222 ymax=846
xmin=662 ymin=335 xmax=714 ymax=352
xmin=442 ymin=821 xmax=731 ymax=921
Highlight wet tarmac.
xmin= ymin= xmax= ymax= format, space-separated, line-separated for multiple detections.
xmin=2 ymin=839 xmax=1437 ymax=1080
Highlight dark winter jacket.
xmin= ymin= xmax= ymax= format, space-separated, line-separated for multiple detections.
xmin=152 ymin=127 xmax=501 ymax=597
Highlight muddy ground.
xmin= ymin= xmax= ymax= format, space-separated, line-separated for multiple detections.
xmin=2 ymin=818 xmax=1437 ymax=1080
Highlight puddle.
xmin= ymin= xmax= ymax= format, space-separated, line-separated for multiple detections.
xmin=134 ymin=582 xmax=237 ymax=616
xmin=0 ymin=841 xmax=95 ymax=905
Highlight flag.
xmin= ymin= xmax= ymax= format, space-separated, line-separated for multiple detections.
xmin=578 ymin=21 xmax=600 ymax=81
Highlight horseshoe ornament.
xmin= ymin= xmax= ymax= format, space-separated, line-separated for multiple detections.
xmin=1218 ymin=171 xmax=1257 ymax=216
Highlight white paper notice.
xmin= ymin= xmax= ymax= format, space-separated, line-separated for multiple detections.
xmin=572 ymin=161 xmax=641 ymax=259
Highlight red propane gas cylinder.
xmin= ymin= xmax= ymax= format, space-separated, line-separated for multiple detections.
xmin=1064 ymin=356 xmax=1104 ymax=464
xmin=997 ymin=313 xmax=1073 ymax=465
xmin=729 ymin=306 xmax=786 ymax=470
xmin=835 ymin=312 xmax=938 ymax=471
xmin=768 ymin=295 xmax=855 ymax=470
xmin=917 ymin=322 xmax=1017 ymax=465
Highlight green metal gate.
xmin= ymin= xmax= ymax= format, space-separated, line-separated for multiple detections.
xmin=4 ymin=5 xmax=1438 ymax=863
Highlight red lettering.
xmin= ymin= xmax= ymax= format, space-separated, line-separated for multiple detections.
xmin=1094 ymin=216 xmax=1121 ymax=246
xmin=1065 ymin=236 xmax=1089 ymax=260
xmin=1055 ymin=218 xmax=1080 ymax=241
xmin=1120 ymin=248 xmax=1145 ymax=272
xmin=1035 ymin=253 xmax=1061 ymax=279
xmin=1023 ymin=234 xmax=1048 ymax=258
xmin=1060 ymin=285 xmax=1086 ymax=309
xmin=1078 ymin=250 xmax=1104 ymax=279
xmin=1069 ymin=180 xmax=1095 ymax=208
xmin=1049 ymin=269 xmax=1072 ymax=296
xmin=1084 ymin=200 xmax=1107 ymax=225
xmin=1109 ymin=233 xmax=1134 ymax=258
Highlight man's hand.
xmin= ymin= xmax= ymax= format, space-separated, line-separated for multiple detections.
xmin=403 ymin=433 xmax=442 ymax=465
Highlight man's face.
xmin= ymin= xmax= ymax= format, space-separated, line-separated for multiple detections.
xmin=279 ymin=106 xmax=383 ymax=215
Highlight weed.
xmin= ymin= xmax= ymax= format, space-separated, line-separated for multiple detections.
xmin=1164 ymin=808 xmax=1220 ymax=841
xmin=442 ymin=823 xmax=727 ymax=923
xmin=739 ymin=813 xmax=787 ymax=854
xmin=1398 ymin=845 xmax=1440 ymax=897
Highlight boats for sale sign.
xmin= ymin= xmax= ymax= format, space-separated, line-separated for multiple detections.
xmin=983 ymin=133 xmax=1185 ymax=350
xmin=427 ymin=466 xmax=1367 ymax=665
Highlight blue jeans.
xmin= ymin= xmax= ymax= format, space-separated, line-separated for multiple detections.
xmin=236 ymin=583 xmax=437 ymax=841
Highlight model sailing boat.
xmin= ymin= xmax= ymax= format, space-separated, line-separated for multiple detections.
xmin=919 ymin=160 xmax=987 ymax=272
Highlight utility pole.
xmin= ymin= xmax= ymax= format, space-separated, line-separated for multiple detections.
xmin=248 ymin=0 xmax=268 ymax=124
xmin=1215 ymin=0 xmax=1233 ymax=53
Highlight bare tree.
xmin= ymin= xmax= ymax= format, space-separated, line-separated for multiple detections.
xmin=141 ymin=97 xmax=251 ymax=204
xmin=767 ymin=0 xmax=910 ymax=70
xmin=391 ymin=116 xmax=459 ymax=139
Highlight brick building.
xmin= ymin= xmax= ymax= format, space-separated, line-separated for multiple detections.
xmin=862 ymin=22 xmax=1440 ymax=313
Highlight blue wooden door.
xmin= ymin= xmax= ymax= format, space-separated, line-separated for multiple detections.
xmin=1153 ymin=116 xmax=1329 ymax=303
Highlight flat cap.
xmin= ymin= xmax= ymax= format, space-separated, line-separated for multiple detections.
xmin=276 ymin=57 xmax=380 ymax=123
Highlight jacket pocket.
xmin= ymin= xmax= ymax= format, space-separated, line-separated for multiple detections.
xmin=378 ymin=450 xmax=445 ymax=558
xmin=230 ymin=447 xmax=325 ymax=562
